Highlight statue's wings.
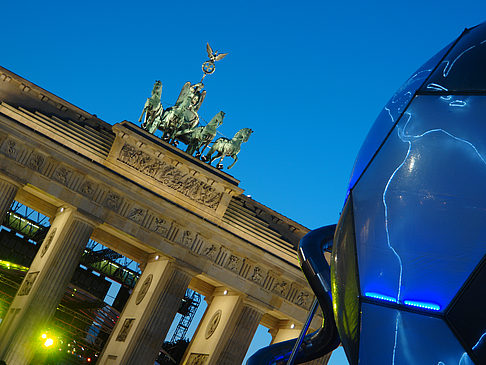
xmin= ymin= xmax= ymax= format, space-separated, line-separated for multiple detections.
xmin=175 ymin=82 xmax=191 ymax=107
xmin=214 ymin=53 xmax=228 ymax=61
xmin=206 ymin=43 xmax=213 ymax=58
xmin=193 ymin=90 xmax=206 ymax=112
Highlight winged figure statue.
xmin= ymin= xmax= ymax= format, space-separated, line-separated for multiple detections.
xmin=206 ymin=43 xmax=228 ymax=63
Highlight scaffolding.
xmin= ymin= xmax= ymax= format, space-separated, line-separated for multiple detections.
xmin=171 ymin=289 xmax=202 ymax=342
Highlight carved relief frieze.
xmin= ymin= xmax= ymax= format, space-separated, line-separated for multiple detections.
xmin=250 ymin=265 xmax=265 ymax=285
xmin=201 ymin=243 xmax=219 ymax=261
xmin=226 ymin=255 xmax=242 ymax=273
xmin=181 ymin=230 xmax=195 ymax=249
xmin=135 ymin=274 xmax=153 ymax=305
xmin=272 ymin=280 xmax=290 ymax=297
xmin=295 ymin=290 xmax=311 ymax=309
xmin=1 ymin=139 xmax=48 ymax=175
xmin=118 ymin=143 xmax=223 ymax=210
xmin=103 ymin=191 xmax=122 ymax=211
xmin=79 ymin=180 xmax=97 ymax=198
xmin=115 ymin=318 xmax=136 ymax=342
xmin=5 ymin=139 xmax=18 ymax=159
xmin=27 ymin=152 xmax=45 ymax=172
xmin=205 ymin=309 xmax=222 ymax=339
xmin=18 ymin=271 xmax=39 ymax=296
xmin=150 ymin=216 xmax=171 ymax=237
xmin=40 ymin=227 xmax=57 ymax=258
xmin=53 ymin=166 xmax=72 ymax=185
xmin=288 ymin=283 xmax=313 ymax=310
xmin=127 ymin=207 xmax=146 ymax=225
xmin=187 ymin=353 xmax=209 ymax=365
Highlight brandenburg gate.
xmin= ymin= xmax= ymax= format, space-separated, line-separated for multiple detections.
xmin=0 ymin=65 xmax=328 ymax=365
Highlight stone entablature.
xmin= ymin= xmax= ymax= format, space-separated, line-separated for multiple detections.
xmin=106 ymin=122 xmax=242 ymax=223
xmin=0 ymin=110 xmax=314 ymax=323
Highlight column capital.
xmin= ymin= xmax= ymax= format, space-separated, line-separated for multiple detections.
xmin=70 ymin=206 xmax=103 ymax=227
xmin=0 ymin=174 xmax=24 ymax=189
xmin=274 ymin=319 xmax=303 ymax=331
xmin=241 ymin=297 xmax=267 ymax=316
xmin=172 ymin=258 xmax=203 ymax=277
xmin=213 ymin=286 xmax=243 ymax=297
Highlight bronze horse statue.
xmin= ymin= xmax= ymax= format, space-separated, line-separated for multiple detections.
xmin=139 ymin=81 xmax=163 ymax=134
xmin=177 ymin=111 xmax=225 ymax=156
xmin=204 ymin=128 xmax=253 ymax=169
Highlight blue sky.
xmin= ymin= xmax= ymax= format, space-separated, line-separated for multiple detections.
xmin=3 ymin=1 xmax=486 ymax=364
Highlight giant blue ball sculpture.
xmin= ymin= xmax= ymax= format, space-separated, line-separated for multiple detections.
xmin=331 ymin=22 xmax=486 ymax=365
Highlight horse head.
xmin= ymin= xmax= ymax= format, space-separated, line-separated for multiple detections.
xmin=209 ymin=111 xmax=225 ymax=127
xmin=234 ymin=128 xmax=253 ymax=142
xmin=152 ymin=80 xmax=162 ymax=96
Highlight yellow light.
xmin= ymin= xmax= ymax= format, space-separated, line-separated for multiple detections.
xmin=41 ymin=333 xmax=47 ymax=339
xmin=44 ymin=338 xmax=54 ymax=347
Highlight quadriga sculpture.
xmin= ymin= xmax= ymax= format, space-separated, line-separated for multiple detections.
xmin=159 ymin=97 xmax=195 ymax=143
xmin=203 ymin=128 xmax=253 ymax=169
xmin=176 ymin=81 xmax=206 ymax=112
xmin=177 ymin=111 xmax=225 ymax=156
xmin=158 ymin=82 xmax=205 ymax=144
xmin=139 ymin=81 xmax=163 ymax=134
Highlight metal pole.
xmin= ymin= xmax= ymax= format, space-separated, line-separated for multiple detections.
xmin=286 ymin=298 xmax=319 ymax=365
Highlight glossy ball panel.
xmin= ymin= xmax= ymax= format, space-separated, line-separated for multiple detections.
xmin=332 ymin=21 xmax=486 ymax=365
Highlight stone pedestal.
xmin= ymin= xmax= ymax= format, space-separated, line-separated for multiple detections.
xmin=182 ymin=289 xmax=263 ymax=365
xmin=0 ymin=176 xmax=20 ymax=218
xmin=0 ymin=206 xmax=94 ymax=365
xmin=99 ymin=258 xmax=192 ymax=365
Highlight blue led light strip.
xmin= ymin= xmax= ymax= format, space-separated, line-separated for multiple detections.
xmin=403 ymin=300 xmax=440 ymax=311
xmin=364 ymin=292 xmax=397 ymax=303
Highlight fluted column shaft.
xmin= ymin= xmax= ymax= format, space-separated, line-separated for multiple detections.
xmin=99 ymin=258 xmax=192 ymax=365
xmin=0 ymin=206 xmax=94 ymax=365
xmin=215 ymin=303 xmax=263 ymax=365
xmin=0 ymin=177 xmax=20 ymax=220
xmin=182 ymin=290 xmax=263 ymax=365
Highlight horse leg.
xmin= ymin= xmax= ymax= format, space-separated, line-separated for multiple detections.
xmin=216 ymin=154 xmax=225 ymax=169
xmin=186 ymin=142 xmax=196 ymax=155
xmin=210 ymin=151 xmax=222 ymax=164
xmin=203 ymin=145 xmax=215 ymax=162
xmin=227 ymin=155 xmax=238 ymax=169
xmin=139 ymin=101 xmax=149 ymax=124
xmin=200 ymin=142 xmax=210 ymax=156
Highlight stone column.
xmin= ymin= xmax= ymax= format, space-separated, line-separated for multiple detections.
xmin=269 ymin=321 xmax=332 ymax=365
xmin=0 ymin=206 xmax=95 ymax=365
xmin=99 ymin=257 xmax=193 ymax=365
xmin=0 ymin=176 xmax=20 ymax=219
xmin=182 ymin=289 xmax=264 ymax=365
